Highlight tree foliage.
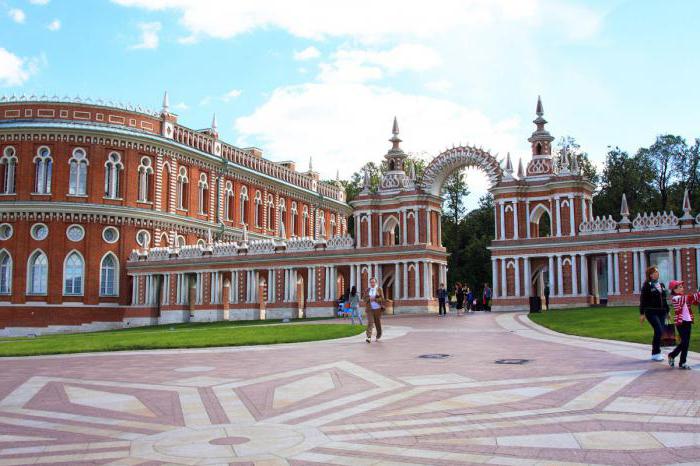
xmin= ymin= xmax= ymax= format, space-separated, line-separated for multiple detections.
xmin=554 ymin=136 xmax=598 ymax=184
xmin=441 ymin=170 xmax=470 ymax=224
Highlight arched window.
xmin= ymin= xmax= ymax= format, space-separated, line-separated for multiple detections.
xmin=529 ymin=204 xmax=552 ymax=238
xmin=302 ymin=206 xmax=308 ymax=237
xmin=0 ymin=249 xmax=11 ymax=294
xmin=535 ymin=143 xmax=543 ymax=156
xmin=137 ymin=156 xmax=154 ymax=202
xmin=278 ymin=198 xmax=286 ymax=237
xmin=330 ymin=214 xmax=336 ymax=238
xmin=254 ymin=191 xmax=262 ymax=227
xmin=266 ymin=194 xmax=274 ymax=230
xmin=318 ymin=210 xmax=326 ymax=238
xmin=177 ymin=167 xmax=188 ymax=210
xmin=239 ymin=185 xmax=249 ymax=224
xmin=290 ymin=202 xmax=298 ymax=237
xmin=33 ymin=146 xmax=52 ymax=194
xmin=63 ymin=251 xmax=84 ymax=295
xmin=68 ymin=148 xmax=89 ymax=195
xmin=27 ymin=250 xmax=48 ymax=294
xmin=198 ymin=173 xmax=209 ymax=215
xmin=0 ymin=147 xmax=17 ymax=194
xmin=104 ymin=152 xmax=123 ymax=199
xmin=100 ymin=253 xmax=118 ymax=296
xmin=224 ymin=181 xmax=234 ymax=221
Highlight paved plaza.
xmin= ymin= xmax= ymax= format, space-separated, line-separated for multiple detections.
xmin=1 ymin=313 xmax=699 ymax=466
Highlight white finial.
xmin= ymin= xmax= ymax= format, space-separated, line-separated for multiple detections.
xmin=517 ymin=158 xmax=525 ymax=179
xmin=681 ymin=188 xmax=693 ymax=220
xmin=309 ymin=156 xmax=313 ymax=172
xmin=336 ymin=169 xmax=339 ymax=181
xmin=211 ymin=113 xmax=217 ymax=131
xmin=619 ymin=193 xmax=630 ymax=224
xmin=162 ymin=91 xmax=169 ymax=113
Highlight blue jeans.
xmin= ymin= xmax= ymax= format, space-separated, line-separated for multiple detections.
xmin=645 ymin=311 xmax=665 ymax=355
xmin=350 ymin=306 xmax=363 ymax=325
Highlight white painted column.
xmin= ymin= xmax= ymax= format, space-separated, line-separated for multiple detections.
xmin=582 ymin=197 xmax=587 ymax=224
xmin=525 ymin=200 xmax=531 ymax=239
xmin=499 ymin=202 xmax=505 ymax=240
xmin=696 ymin=247 xmax=700 ymax=290
xmin=416 ymin=261 xmax=422 ymax=298
xmin=494 ymin=205 xmax=499 ymax=239
xmin=349 ymin=265 xmax=355 ymax=291
xmin=675 ymin=249 xmax=682 ymax=281
xmin=324 ymin=267 xmax=329 ymax=301
xmin=571 ymin=255 xmax=578 ymax=296
xmin=523 ymin=257 xmax=531 ymax=298
xmin=270 ymin=270 xmax=276 ymax=303
xmin=354 ymin=213 xmax=360 ymax=245
xmin=378 ymin=213 xmax=384 ymax=247
xmin=513 ymin=201 xmax=519 ymax=240
xmin=437 ymin=212 xmax=442 ymax=247
xmin=501 ymin=258 xmax=507 ymax=298
xmin=514 ymin=257 xmax=521 ymax=297
xmin=557 ymin=255 xmax=563 ymax=296
xmin=607 ymin=254 xmax=614 ymax=297
xmin=569 ymin=195 xmax=575 ymax=236
xmin=613 ymin=252 xmax=620 ymax=295
xmin=426 ymin=209 xmax=432 ymax=245
xmin=633 ymin=252 xmax=640 ymax=294
xmin=403 ymin=262 xmax=408 ymax=299
xmin=548 ymin=257 xmax=555 ymax=295
xmin=402 ymin=209 xmax=407 ymax=245
xmin=555 ymin=197 xmax=562 ymax=237
xmin=413 ymin=210 xmax=419 ymax=245
xmin=292 ymin=269 xmax=298 ymax=301
xmin=668 ymin=249 xmax=674 ymax=281
xmin=491 ymin=258 xmax=499 ymax=298
xmin=283 ymin=269 xmax=289 ymax=302
xmin=581 ymin=255 xmax=588 ymax=296
xmin=640 ymin=251 xmax=648 ymax=287
xmin=367 ymin=214 xmax=372 ymax=248
xmin=394 ymin=263 xmax=399 ymax=300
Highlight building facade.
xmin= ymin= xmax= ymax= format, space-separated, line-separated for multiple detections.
xmin=1 ymin=94 xmax=699 ymax=335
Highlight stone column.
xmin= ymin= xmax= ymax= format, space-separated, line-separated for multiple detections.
xmin=607 ymin=254 xmax=614 ymax=297
xmin=269 ymin=269 xmax=276 ymax=303
xmin=494 ymin=204 xmax=499 ymax=239
xmin=571 ymin=255 xmax=578 ymax=296
xmin=525 ymin=200 xmax=531 ymax=239
xmin=378 ymin=213 xmax=384 ymax=247
xmin=514 ymin=257 xmax=521 ymax=297
xmin=426 ymin=209 xmax=432 ymax=245
xmin=402 ymin=209 xmax=407 ymax=245
xmin=491 ymin=258 xmax=499 ymax=298
xmin=394 ymin=263 xmax=399 ymax=300
xmin=414 ymin=210 xmax=419 ymax=245
xmin=555 ymin=197 xmax=562 ymax=237
xmin=349 ymin=265 xmax=355 ymax=291
xmin=582 ymin=197 xmax=587 ymax=223
xmin=668 ymin=249 xmax=674 ymax=281
xmin=416 ymin=261 xmax=422 ymax=298
xmin=437 ymin=211 xmax=442 ymax=247
xmin=613 ymin=252 xmax=620 ymax=295
xmin=675 ymin=249 xmax=682 ymax=281
xmin=548 ymin=256 xmax=555 ymax=296
xmin=354 ymin=213 xmax=360 ymax=245
xmin=581 ymin=255 xmax=588 ymax=296
xmin=696 ymin=247 xmax=700 ymax=290
xmin=499 ymin=201 xmax=505 ymax=240
xmin=403 ymin=262 xmax=409 ymax=299
xmin=633 ymin=251 xmax=640 ymax=294
xmin=523 ymin=257 xmax=531 ymax=298
xmin=569 ymin=195 xmax=575 ymax=236
xmin=513 ymin=201 xmax=519 ymax=240
xmin=501 ymin=258 xmax=507 ymax=298
xmin=367 ymin=214 xmax=372 ymax=248
xmin=640 ymin=251 xmax=648 ymax=287
xmin=557 ymin=255 xmax=563 ymax=297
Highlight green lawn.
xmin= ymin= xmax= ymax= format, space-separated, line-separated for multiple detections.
xmin=0 ymin=319 xmax=365 ymax=357
xmin=529 ymin=306 xmax=700 ymax=353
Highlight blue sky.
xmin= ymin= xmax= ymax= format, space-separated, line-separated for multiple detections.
xmin=1 ymin=0 xmax=699 ymax=205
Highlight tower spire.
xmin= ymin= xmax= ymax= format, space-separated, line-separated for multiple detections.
xmin=525 ymin=95 xmax=555 ymax=176
xmin=211 ymin=113 xmax=218 ymax=132
xmin=161 ymin=91 xmax=169 ymax=114
xmin=536 ymin=95 xmax=544 ymax=116
xmin=389 ymin=116 xmax=402 ymax=151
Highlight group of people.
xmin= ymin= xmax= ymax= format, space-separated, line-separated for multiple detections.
xmin=640 ymin=265 xmax=699 ymax=370
xmin=437 ymin=282 xmax=492 ymax=316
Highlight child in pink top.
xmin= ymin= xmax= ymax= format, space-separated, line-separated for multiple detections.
xmin=668 ymin=280 xmax=699 ymax=370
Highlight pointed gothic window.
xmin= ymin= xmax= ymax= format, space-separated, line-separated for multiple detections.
xmin=104 ymin=152 xmax=124 ymax=199
xmin=0 ymin=147 xmax=17 ymax=194
xmin=68 ymin=148 xmax=88 ymax=195
xmin=137 ymin=156 xmax=154 ymax=202
xmin=34 ymin=146 xmax=52 ymax=194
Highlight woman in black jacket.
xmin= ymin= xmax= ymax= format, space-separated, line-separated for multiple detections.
xmin=455 ymin=283 xmax=465 ymax=315
xmin=639 ymin=265 xmax=669 ymax=361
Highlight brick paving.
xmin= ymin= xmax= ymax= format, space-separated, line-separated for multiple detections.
xmin=1 ymin=312 xmax=699 ymax=465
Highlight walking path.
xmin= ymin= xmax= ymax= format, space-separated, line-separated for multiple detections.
xmin=1 ymin=312 xmax=699 ymax=465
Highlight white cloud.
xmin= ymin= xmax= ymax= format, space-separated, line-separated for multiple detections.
xmin=0 ymin=48 xmax=38 ymax=86
xmin=221 ymin=89 xmax=242 ymax=102
xmin=47 ymin=19 xmax=61 ymax=31
xmin=294 ymin=46 xmax=320 ymax=61
xmin=111 ymin=0 xmax=601 ymax=43
xmin=199 ymin=96 xmax=211 ymax=106
xmin=8 ymin=8 xmax=25 ymax=23
xmin=174 ymin=101 xmax=189 ymax=110
xmin=425 ymin=79 xmax=452 ymax=93
xmin=131 ymin=22 xmax=161 ymax=49
xmin=29 ymin=0 xmax=50 ymax=4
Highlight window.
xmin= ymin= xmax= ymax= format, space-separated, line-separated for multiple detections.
xmin=0 ymin=224 xmax=12 ymax=240
xmin=330 ymin=214 xmax=336 ymax=238
xmin=254 ymin=191 xmax=262 ymax=227
xmin=0 ymin=250 xmax=11 ymax=294
xmin=290 ymin=202 xmax=298 ymax=237
xmin=136 ymin=229 xmax=151 ymax=248
xmin=30 ymin=223 xmax=48 ymax=241
xmin=0 ymin=146 xmax=17 ymax=194
xmin=102 ymin=226 xmax=119 ymax=243
xmin=177 ymin=167 xmax=188 ymax=210
xmin=197 ymin=239 xmax=206 ymax=248
xmin=224 ymin=181 xmax=234 ymax=221
xmin=239 ymin=186 xmax=249 ymax=224
xmin=137 ymin=156 xmax=154 ymax=202
xmin=34 ymin=146 xmax=52 ymax=194
xmin=27 ymin=250 xmax=48 ymax=294
xmin=68 ymin=148 xmax=89 ymax=195
xmin=177 ymin=235 xmax=186 ymax=248
xmin=63 ymin=251 xmax=84 ymax=295
xmin=100 ymin=253 xmax=118 ymax=296
xmin=266 ymin=194 xmax=274 ymax=229
xmin=66 ymin=224 xmax=85 ymax=242
xmin=198 ymin=173 xmax=209 ymax=215
xmin=104 ymin=152 xmax=123 ymax=199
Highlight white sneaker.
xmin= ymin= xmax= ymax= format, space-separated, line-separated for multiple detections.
xmin=652 ymin=354 xmax=664 ymax=361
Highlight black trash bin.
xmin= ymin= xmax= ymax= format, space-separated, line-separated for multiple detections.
xmin=529 ymin=296 xmax=542 ymax=313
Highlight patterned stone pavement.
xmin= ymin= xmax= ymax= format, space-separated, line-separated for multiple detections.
xmin=1 ymin=312 xmax=700 ymax=465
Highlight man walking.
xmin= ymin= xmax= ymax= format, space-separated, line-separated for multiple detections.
xmin=483 ymin=283 xmax=492 ymax=312
xmin=544 ymin=283 xmax=550 ymax=311
xmin=364 ymin=277 xmax=384 ymax=343
xmin=438 ymin=283 xmax=448 ymax=316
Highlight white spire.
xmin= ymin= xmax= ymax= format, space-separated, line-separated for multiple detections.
xmin=162 ymin=91 xmax=169 ymax=113
xmin=211 ymin=113 xmax=218 ymax=132
xmin=309 ymin=156 xmax=313 ymax=172
xmin=619 ymin=193 xmax=630 ymax=224
xmin=517 ymin=157 xmax=525 ymax=179
xmin=681 ymin=188 xmax=694 ymax=220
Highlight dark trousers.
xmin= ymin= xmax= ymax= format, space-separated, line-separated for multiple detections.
xmin=366 ymin=308 xmax=382 ymax=339
xmin=669 ymin=321 xmax=692 ymax=365
xmin=645 ymin=311 xmax=665 ymax=355
xmin=438 ymin=300 xmax=446 ymax=315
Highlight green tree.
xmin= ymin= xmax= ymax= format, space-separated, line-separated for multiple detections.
xmin=592 ymin=147 xmax=655 ymax=217
xmin=637 ymin=134 xmax=687 ymax=212
xmin=554 ymin=136 xmax=598 ymax=184
xmin=441 ymin=170 xmax=470 ymax=224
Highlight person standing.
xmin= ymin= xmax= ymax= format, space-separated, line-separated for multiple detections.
xmin=640 ymin=266 xmax=669 ymax=361
xmin=466 ymin=286 xmax=474 ymax=313
xmin=483 ymin=283 xmax=492 ymax=312
xmin=667 ymin=280 xmax=699 ymax=370
xmin=455 ymin=282 xmax=465 ymax=315
xmin=364 ymin=278 xmax=384 ymax=343
xmin=438 ymin=283 xmax=448 ymax=316
xmin=544 ymin=284 xmax=550 ymax=311
xmin=348 ymin=286 xmax=363 ymax=325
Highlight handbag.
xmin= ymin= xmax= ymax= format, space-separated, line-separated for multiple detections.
xmin=344 ymin=302 xmax=350 ymax=309
xmin=661 ymin=314 xmax=677 ymax=346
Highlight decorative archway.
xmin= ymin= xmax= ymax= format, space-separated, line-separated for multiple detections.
xmin=420 ymin=145 xmax=503 ymax=196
